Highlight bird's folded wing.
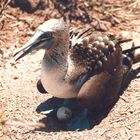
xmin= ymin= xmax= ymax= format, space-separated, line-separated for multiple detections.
xmin=66 ymin=28 xmax=125 ymax=84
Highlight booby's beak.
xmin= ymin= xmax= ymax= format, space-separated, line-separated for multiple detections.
xmin=14 ymin=30 xmax=53 ymax=61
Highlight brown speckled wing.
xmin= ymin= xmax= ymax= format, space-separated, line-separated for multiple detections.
xmin=77 ymin=43 xmax=130 ymax=111
xmin=67 ymin=28 xmax=123 ymax=83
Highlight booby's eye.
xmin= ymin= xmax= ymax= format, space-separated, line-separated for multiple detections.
xmin=40 ymin=32 xmax=52 ymax=39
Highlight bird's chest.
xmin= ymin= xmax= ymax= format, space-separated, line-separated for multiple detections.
xmin=41 ymin=59 xmax=78 ymax=98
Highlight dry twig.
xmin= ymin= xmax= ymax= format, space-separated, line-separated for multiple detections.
xmin=0 ymin=110 xmax=6 ymax=140
xmin=0 ymin=0 xmax=12 ymax=14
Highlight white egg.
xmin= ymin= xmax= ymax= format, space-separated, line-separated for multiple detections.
xmin=57 ymin=107 xmax=72 ymax=121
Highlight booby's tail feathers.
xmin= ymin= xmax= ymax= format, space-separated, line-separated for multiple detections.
xmin=122 ymin=43 xmax=140 ymax=68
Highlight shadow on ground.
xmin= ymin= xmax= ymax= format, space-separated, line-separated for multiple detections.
xmin=35 ymin=67 xmax=140 ymax=132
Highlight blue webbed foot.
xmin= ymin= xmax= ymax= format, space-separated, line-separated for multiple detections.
xmin=36 ymin=98 xmax=90 ymax=131
xmin=67 ymin=109 xmax=90 ymax=131
xmin=36 ymin=97 xmax=64 ymax=114
xmin=63 ymin=99 xmax=90 ymax=130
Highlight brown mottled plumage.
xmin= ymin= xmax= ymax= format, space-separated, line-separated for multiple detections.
xmin=14 ymin=19 xmax=140 ymax=111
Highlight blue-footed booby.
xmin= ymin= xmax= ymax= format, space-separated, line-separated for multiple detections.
xmin=14 ymin=19 xmax=140 ymax=130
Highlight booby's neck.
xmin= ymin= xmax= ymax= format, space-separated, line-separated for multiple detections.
xmin=43 ymin=47 xmax=68 ymax=75
xmin=41 ymin=35 xmax=70 ymax=80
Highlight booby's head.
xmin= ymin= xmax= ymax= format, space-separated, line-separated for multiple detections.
xmin=14 ymin=19 xmax=69 ymax=61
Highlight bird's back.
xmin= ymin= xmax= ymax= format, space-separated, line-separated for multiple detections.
xmin=67 ymin=28 xmax=135 ymax=110
xmin=67 ymin=28 xmax=123 ymax=83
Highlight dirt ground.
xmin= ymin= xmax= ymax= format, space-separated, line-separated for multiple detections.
xmin=0 ymin=0 xmax=140 ymax=139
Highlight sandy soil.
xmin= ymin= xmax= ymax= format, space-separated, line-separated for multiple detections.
xmin=0 ymin=1 xmax=140 ymax=139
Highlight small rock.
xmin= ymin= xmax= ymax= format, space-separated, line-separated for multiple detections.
xmin=13 ymin=76 xmax=19 ymax=80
